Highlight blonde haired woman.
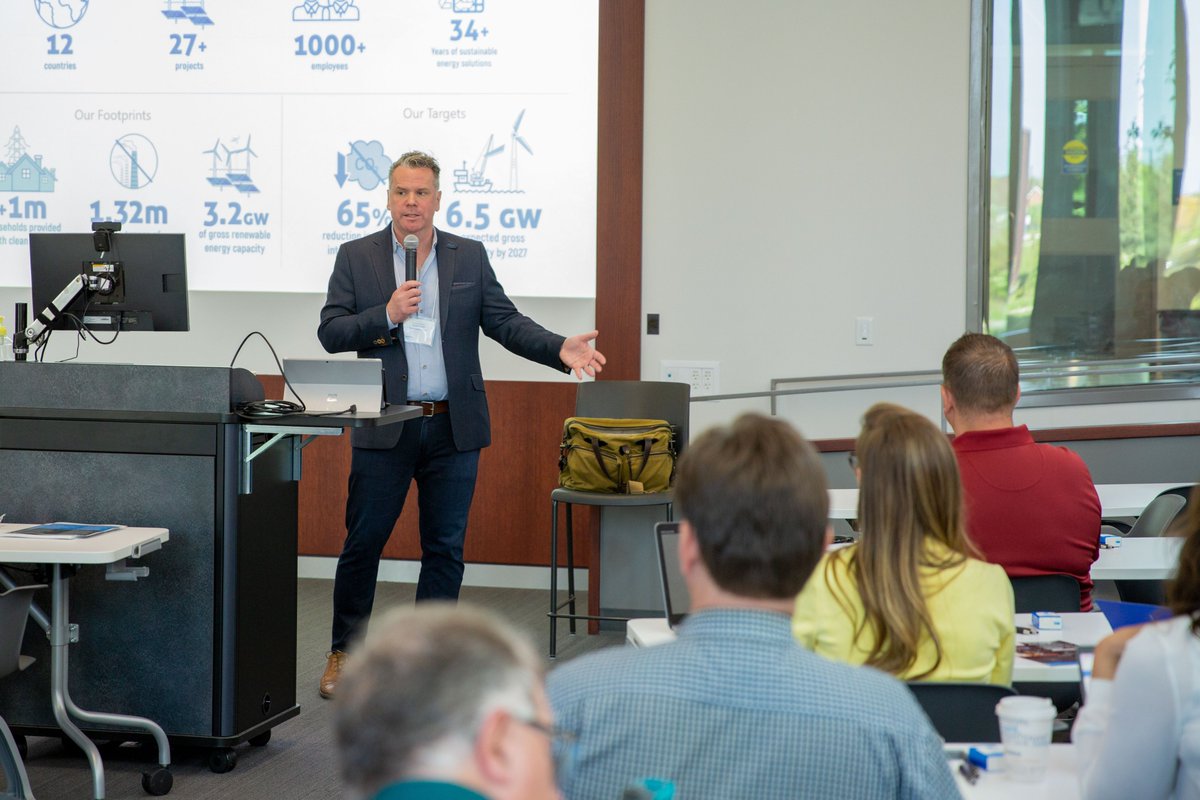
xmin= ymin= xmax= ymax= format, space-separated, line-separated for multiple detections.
xmin=793 ymin=403 xmax=1015 ymax=683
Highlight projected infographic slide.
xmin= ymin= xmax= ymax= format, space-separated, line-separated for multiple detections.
xmin=0 ymin=1 xmax=599 ymax=298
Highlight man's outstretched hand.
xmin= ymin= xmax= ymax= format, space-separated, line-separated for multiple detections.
xmin=560 ymin=330 xmax=606 ymax=379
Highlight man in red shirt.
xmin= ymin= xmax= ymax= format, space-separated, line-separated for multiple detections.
xmin=942 ymin=333 xmax=1101 ymax=610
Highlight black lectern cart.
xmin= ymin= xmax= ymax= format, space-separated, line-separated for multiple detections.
xmin=0 ymin=362 xmax=415 ymax=774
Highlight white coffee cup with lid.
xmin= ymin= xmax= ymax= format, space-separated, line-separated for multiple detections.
xmin=995 ymin=695 xmax=1055 ymax=782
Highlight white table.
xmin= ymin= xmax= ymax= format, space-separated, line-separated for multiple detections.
xmin=627 ymin=611 xmax=1112 ymax=684
xmin=626 ymin=616 xmax=673 ymax=648
xmin=0 ymin=524 xmax=172 ymax=799
xmin=1094 ymin=483 xmax=1192 ymax=516
xmin=1091 ymin=536 xmax=1183 ymax=579
xmin=1013 ymin=612 xmax=1111 ymax=683
xmin=952 ymin=744 xmax=1079 ymax=798
xmin=827 ymin=483 xmax=1191 ymax=520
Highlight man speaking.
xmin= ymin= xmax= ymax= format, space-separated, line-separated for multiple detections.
xmin=317 ymin=150 xmax=604 ymax=698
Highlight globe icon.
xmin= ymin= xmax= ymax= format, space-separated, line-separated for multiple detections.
xmin=34 ymin=0 xmax=89 ymax=29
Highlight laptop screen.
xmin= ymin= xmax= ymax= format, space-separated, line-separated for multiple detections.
xmin=655 ymin=521 xmax=690 ymax=629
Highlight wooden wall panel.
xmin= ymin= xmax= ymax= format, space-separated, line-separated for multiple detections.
xmin=259 ymin=376 xmax=597 ymax=567
xmin=596 ymin=0 xmax=645 ymax=381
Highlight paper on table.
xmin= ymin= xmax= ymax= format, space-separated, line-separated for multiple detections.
xmin=1016 ymin=640 xmax=1078 ymax=664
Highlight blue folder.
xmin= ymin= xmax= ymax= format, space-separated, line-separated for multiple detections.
xmin=1095 ymin=599 xmax=1172 ymax=629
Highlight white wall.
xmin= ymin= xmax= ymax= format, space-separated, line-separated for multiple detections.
xmin=639 ymin=0 xmax=1200 ymax=439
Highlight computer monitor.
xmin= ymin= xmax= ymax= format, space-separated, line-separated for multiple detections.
xmin=28 ymin=232 xmax=190 ymax=333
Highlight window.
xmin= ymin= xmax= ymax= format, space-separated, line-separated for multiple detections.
xmin=975 ymin=0 xmax=1200 ymax=391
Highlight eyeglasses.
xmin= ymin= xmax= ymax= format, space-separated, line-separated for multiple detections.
xmin=847 ymin=452 xmax=859 ymax=471
xmin=515 ymin=717 xmax=577 ymax=748
xmin=514 ymin=716 xmax=578 ymax=784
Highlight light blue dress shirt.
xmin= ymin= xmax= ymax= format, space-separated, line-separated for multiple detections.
xmin=547 ymin=608 xmax=961 ymax=800
xmin=389 ymin=231 xmax=448 ymax=402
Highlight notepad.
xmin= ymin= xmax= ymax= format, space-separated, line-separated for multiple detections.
xmin=4 ymin=523 xmax=123 ymax=540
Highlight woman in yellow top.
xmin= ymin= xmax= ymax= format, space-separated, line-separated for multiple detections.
xmin=793 ymin=403 xmax=1015 ymax=684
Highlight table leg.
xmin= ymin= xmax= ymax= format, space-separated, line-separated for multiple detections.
xmin=49 ymin=565 xmax=173 ymax=800
xmin=49 ymin=565 xmax=105 ymax=800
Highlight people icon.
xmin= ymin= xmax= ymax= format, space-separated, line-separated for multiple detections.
xmin=293 ymin=0 xmax=359 ymax=22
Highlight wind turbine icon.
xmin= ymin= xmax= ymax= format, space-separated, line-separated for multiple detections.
xmin=508 ymin=109 xmax=533 ymax=192
xmin=203 ymin=138 xmax=230 ymax=178
xmin=227 ymin=136 xmax=257 ymax=172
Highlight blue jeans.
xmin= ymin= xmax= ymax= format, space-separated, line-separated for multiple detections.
xmin=331 ymin=413 xmax=480 ymax=651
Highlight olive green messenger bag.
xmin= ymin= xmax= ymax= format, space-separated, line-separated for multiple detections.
xmin=558 ymin=417 xmax=677 ymax=494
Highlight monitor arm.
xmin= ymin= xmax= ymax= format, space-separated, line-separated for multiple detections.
xmin=23 ymin=273 xmax=88 ymax=346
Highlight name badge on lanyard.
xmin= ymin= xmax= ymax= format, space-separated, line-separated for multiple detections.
xmin=404 ymin=316 xmax=436 ymax=346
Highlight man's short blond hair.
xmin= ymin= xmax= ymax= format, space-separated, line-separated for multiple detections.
xmin=389 ymin=151 xmax=441 ymax=189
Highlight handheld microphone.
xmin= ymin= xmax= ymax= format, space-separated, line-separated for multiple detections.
xmin=403 ymin=235 xmax=418 ymax=283
xmin=12 ymin=303 xmax=28 ymax=362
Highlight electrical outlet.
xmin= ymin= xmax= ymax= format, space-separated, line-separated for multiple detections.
xmin=661 ymin=360 xmax=720 ymax=397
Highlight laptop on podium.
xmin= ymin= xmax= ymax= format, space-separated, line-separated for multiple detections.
xmin=281 ymin=358 xmax=385 ymax=414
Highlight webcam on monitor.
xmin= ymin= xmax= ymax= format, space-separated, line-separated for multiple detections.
xmin=91 ymin=220 xmax=122 ymax=254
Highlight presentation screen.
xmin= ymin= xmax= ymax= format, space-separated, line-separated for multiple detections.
xmin=0 ymin=1 xmax=598 ymax=298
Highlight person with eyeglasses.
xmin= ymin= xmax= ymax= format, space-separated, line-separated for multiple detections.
xmin=547 ymin=414 xmax=958 ymax=800
xmin=333 ymin=604 xmax=564 ymax=800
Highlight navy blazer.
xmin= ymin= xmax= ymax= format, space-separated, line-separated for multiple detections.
xmin=318 ymin=226 xmax=566 ymax=451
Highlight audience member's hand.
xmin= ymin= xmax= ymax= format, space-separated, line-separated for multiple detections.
xmin=1092 ymin=625 xmax=1144 ymax=680
xmin=387 ymin=281 xmax=422 ymax=324
xmin=560 ymin=330 xmax=606 ymax=379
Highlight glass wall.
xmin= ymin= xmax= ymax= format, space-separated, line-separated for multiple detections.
xmin=984 ymin=0 xmax=1200 ymax=389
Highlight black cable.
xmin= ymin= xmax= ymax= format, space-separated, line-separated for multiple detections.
xmin=229 ymin=331 xmax=357 ymax=418
xmin=28 ymin=290 xmax=121 ymax=362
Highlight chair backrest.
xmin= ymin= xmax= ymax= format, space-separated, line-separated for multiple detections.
xmin=1126 ymin=493 xmax=1187 ymax=538
xmin=1010 ymin=574 xmax=1081 ymax=613
xmin=906 ymin=682 xmax=1017 ymax=743
xmin=0 ymin=585 xmax=41 ymax=680
xmin=574 ymin=381 xmax=691 ymax=457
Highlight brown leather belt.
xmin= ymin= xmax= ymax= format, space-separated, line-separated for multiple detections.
xmin=408 ymin=400 xmax=450 ymax=416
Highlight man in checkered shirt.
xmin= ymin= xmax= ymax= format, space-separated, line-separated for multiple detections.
xmin=547 ymin=414 xmax=960 ymax=800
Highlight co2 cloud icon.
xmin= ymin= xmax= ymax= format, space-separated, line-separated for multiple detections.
xmin=336 ymin=140 xmax=391 ymax=191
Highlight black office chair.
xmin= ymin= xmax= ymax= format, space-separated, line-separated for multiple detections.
xmin=906 ymin=682 xmax=1017 ymax=743
xmin=0 ymin=584 xmax=46 ymax=800
xmin=1010 ymin=574 xmax=1081 ymax=613
xmin=548 ymin=381 xmax=690 ymax=658
xmin=1114 ymin=492 xmax=1187 ymax=606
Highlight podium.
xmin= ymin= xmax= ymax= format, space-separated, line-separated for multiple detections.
xmin=0 ymin=362 xmax=413 ymax=767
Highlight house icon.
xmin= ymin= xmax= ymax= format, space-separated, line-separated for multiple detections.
xmin=0 ymin=153 xmax=57 ymax=192
xmin=1 ymin=126 xmax=57 ymax=193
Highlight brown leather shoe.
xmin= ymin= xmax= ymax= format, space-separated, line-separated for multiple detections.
xmin=320 ymin=650 xmax=347 ymax=699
